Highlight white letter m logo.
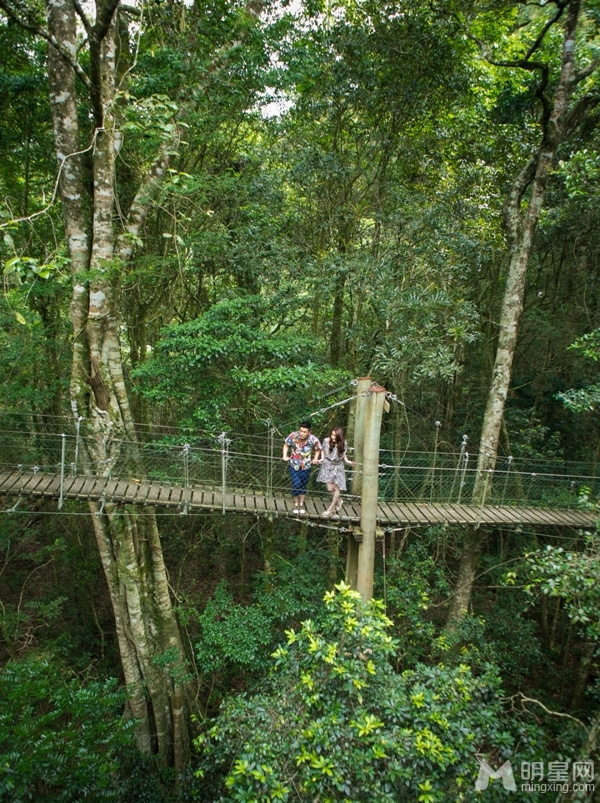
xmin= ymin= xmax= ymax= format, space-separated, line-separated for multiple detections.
xmin=475 ymin=759 xmax=516 ymax=792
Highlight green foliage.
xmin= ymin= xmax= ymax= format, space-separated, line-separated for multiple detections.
xmin=195 ymin=581 xmax=274 ymax=676
xmin=524 ymin=533 xmax=600 ymax=641
xmin=185 ymin=554 xmax=330 ymax=705
xmin=557 ymin=328 xmax=600 ymax=412
xmin=133 ymin=295 xmax=351 ymax=430
xmin=194 ymin=583 xmax=539 ymax=802
xmin=381 ymin=542 xmax=450 ymax=668
xmin=0 ymin=657 xmax=132 ymax=802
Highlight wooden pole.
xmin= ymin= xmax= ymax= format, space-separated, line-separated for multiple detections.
xmin=356 ymin=383 xmax=387 ymax=602
xmin=346 ymin=378 xmax=371 ymax=589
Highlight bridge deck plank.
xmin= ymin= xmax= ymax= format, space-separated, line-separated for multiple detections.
xmin=272 ymin=496 xmax=287 ymax=517
xmin=304 ymin=498 xmax=319 ymax=518
xmin=136 ymin=482 xmax=154 ymax=506
xmin=405 ymin=502 xmax=441 ymax=525
xmin=60 ymin=476 xmax=82 ymax=499
xmin=100 ymin=479 xmax=121 ymax=501
xmin=0 ymin=471 xmax=597 ymax=527
xmin=121 ymin=481 xmax=142 ymax=504
xmin=377 ymin=503 xmax=396 ymax=525
xmin=73 ymin=476 xmax=99 ymax=500
xmin=156 ymin=483 xmax=172 ymax=507
xmin=62 ymin=476 xmax=87 ymax=499
xmin=545 ymin=508 xmax=588 ymax=527
xmin=211 ymin=489 xmax=223 ymax=512
xmin=555 ymin=510 xmax=592 ymax=527
xmin=235 ymin=492 xmax=245 ymax=514
xmin=41 ymin=475 xmax=64 ymax=498
xmin=208 ymin=489 xmax=217 ymax=511
xmin=254 ymin=494 xmax=267 ymax=515
xmin=519 ymin=507 xmax=557 ymax=527
xmin=339 ymin=505 xmax=359 ymax=524
xmin=435 ymin=503 xmax=465 ymax=524
xmin=439 ymin=504 xmax=477 ymax=525
xmin=12 ymin=472 xmax=42 ymax=495
xmin=0 ymin=471 xmax=25 ymax=495
xmin=108 ymin=479 xmax=128 ymax=502
xmin=178 ymin=486 xmax=193 ymax=512
xmin=384 ymin=503 xmax=411 ymax=525
xmin=473 ymin=506 xmax=507 ymax=525
xmin=486 ymin=504 xmax=524 ymax=525
xmin=188 ymin=486 xmax=204 ymax=511
xmin=351 ymin=501 xmax=363 ymax=519
xmin=145 ymin=482 xmax=162 ymax=505
xmin=20 ymin=472 xmax=52 ymax=496
xmin=396 ymin=502 xmax=432 ymax=525
xmin=224 ymin=491 xmax=237 ymax=513
xmin=168 ymin=484 xmax=183 ymax=508
xmin=243 ymin=493 xmax=254 ymax=515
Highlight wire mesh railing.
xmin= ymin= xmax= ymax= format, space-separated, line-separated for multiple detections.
xmin=0 ymin=421 xmax=598 ymax=510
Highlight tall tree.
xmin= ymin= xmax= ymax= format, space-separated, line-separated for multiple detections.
xmin=447 ymin=0 xmax=600 ymax=624
xmin=0 ymin=0 xmax=194 ymax=765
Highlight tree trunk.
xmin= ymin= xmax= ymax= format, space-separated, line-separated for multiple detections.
xmin=447 ymin=0 xmax=594 ymax=626
xmin=330 ymin=271 xmax=346 ymax=367
xmin=46 ymin=0 xmax=191 ymax=766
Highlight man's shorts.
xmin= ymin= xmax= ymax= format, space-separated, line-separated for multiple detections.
xmin=289 ymin=466 xmax=311 ymax=497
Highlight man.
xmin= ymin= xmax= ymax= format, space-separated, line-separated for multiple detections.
xmin=282 ymin=421 xmax=322 ymax=515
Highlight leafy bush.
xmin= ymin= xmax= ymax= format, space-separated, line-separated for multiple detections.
xmin=380 ymin=541 xmax=451 ymax=667
xmin=189 ymin=555 xmax=330 ymax=705
xmin=194 ymin=583 xmax=541 ymax=802
xmin=0 ymin=656 xmax=132 ymax=802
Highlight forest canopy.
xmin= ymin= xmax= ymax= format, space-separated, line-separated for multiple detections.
xmin=1 ymin=0 xmax=600 ymax=801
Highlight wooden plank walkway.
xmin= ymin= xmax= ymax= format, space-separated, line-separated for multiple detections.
xmin=0 ymin=471 xmax=595 ymax=528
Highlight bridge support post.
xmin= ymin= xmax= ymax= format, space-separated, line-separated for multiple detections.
xmin=58 ymin=433 xmax=66 ymax=510
xmin=346 ymin=378 xmax=371 ymax=590
xmin=356 ymin=383 xmax=387 ymax=602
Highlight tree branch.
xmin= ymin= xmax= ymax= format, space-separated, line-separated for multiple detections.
xmin=72 ymin=0 xmax=91 ymax=34
xmin=571 ymin=56 xmax=600 ymax=86
xmin=521 ymin=0 xmax=568 ymax=63
xmin=562 ymin=93 xmax=600 ymax=140
xmin=120 ymin=4 xmax=140 ymax=17
xmin=510 ymin=693 xmax=589 ymax=736
xmin=91 ymin=0 xmax=121 ymax=45
xmin=0 ymin=0 xmax=91 ymax=90
xmin=502 ymin=152 xmax=539 ymax=244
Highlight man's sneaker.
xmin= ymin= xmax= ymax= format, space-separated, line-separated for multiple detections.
xmin=293 ymin=506 xmax=300 ymax=514
xmin=298 ymin=507 xmax=306 ymax=515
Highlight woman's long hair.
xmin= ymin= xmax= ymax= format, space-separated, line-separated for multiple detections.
xmin=328 ymin=426 xmax=346 ymax=455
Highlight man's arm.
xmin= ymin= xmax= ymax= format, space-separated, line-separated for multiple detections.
xmin=282 ymin=441 xmax=290 ymax=461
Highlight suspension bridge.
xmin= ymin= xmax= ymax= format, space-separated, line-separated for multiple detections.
xmin=0 ymin=414 xmax=597 ymax=530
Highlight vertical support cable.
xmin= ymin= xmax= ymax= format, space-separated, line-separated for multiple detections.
xmin=457 ymin=451 xmax=469 ymax=504
xmin=182 ymin=443 xmax=190 ymax=488
xmin=218 ymin=432 xmax=229 ymax=515
xmin=265 ymin=419 xmax=274 ymax=497
xmin=431 ymin=421 xmax=441 ymax=503
xmin=73 ymin=415 xmax=83 ymax=476
xmin=450 ymin=435 xmax=468 ymax=502
xmin=58 ymin=433 xmax=66 ymax=510
xmin=475 ymin=468 xmax=493 ymax=529
xmin=500 ymin=455 xmax=513 ymax=507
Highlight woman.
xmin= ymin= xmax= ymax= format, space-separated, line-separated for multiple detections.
xmin=317 ymin=426 xmax=354 ymax=516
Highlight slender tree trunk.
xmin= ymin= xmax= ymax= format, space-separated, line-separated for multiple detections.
xmin=330 ymin=272 xmax=346 ymax=367
xmin=447 ymin=0 xmax=593 ymax=625
xmin=570 ymin=640 xmax=596 ymax=711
